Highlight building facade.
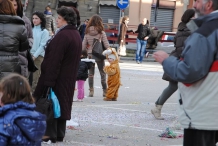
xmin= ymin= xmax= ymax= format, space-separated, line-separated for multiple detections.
xmin=23 ymin=0 xmax=193 ymax=32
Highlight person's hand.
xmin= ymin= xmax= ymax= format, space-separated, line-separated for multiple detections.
xmin=121 ymin=40 xmax=123 ymax=43
xmin=144 ymin=37 xmax=149 ymax=40
xmin=153 ymin=51 xmax=169 ymax=64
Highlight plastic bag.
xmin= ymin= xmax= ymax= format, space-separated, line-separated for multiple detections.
xmin=48 ymin=88 xmax=61 ymax=118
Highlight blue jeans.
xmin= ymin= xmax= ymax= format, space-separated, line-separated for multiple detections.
xmin=136 ymin=38 xmax=147 ymax=62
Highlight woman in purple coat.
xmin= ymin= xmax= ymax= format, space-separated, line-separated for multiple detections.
xmin=33 ymin=6 xmax=82 ymax=143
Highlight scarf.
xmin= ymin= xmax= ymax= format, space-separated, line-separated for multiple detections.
xmin=44 ymin=24 xmax=68 ymax=49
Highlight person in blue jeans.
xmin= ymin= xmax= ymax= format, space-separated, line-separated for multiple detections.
xmin=135 ymin=18 xmax=150 ymax=64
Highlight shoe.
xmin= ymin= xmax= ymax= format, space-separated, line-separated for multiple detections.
xmin=103 ymin=97 xmax=112 ymax=101
xmin=151 ymin=104 xmax=164 ymax=120
xmin=145 ymin=52 xmax=149 ymax=58
xmin=112 ymin=98 xmax=117 ymax=101
xmin=42 ymin=138 xmax=56 ymax=143
xmin=89 ymin=88 xmax=94 ymax=97
xmin=137 ymin=60 xmax=140 ymax=64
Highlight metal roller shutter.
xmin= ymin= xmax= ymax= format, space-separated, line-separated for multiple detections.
xmin=150 ymin=8 xmax=174 ymax=32
xmin=99 ymin=6 xmax=120 ymax=25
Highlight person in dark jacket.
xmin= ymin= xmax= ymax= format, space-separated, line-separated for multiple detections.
xmin=44 ymin=6 xmax=56 ymax=36
xmin=0 ymin=73 xmax=46 ymax=145
xmin=75 ymin=49 xmax=95 ymax=102
xmin=10 ymin=0 xmax=33 ymax=78
xmin=0 ymin=0 xmax=29 ymax=79
xmin=79 ymin=19 xmax=89 ymax=40
xmin=33 ymin=6 xmax=82 ymax=143
xmin=151 ymin=9 xmax=195 ymax=120
xmin=135 ymin=18 xmax=150 ymax=64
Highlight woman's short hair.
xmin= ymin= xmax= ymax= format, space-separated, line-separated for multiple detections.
xmin=57 ymin=6 xmax=77 ymax=26
xmin=0 ymin=0 xmax=16 ymax=15
xmin=0 ymin=73 xmax=34 ymax=105
xmin=32 ymin=11 xmax=46 ymax=30
xmin=85 ymin=14 xmax=104 ymax=34
xmin=181 ymin=9 xmax=195 ymax=24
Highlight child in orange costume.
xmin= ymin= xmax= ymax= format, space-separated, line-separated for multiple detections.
xmin=103 ymin=48 xmax=121 ymax=101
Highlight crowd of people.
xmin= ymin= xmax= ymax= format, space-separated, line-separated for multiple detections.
xmin=0 ymin=0 xmax=218 ymax=145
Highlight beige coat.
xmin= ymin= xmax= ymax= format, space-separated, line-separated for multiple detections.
xmin=82 ymin=26 xmax=110 ymax=55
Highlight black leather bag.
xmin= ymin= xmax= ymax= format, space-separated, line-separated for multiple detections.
xmin=35 ymin=87 xmax=54 ymax=121
xmin=92 ymin=35 xmax=106 ymax=60
xmin=26 ymin=49 xmax=38 ymax=72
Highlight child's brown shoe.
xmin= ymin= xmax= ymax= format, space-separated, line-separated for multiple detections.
xmin=103 ymin=97 xmax=112 ymax=101
xmin=112 ymin=98 xmax=117 ymax=101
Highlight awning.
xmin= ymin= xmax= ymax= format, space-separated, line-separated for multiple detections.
xmin=99 ymin=1 xmax=116 ymax=6
xmin=59 ymin=0 xmax=77 ymax=2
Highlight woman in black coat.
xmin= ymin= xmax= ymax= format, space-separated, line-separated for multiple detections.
xmin=0 ymin=0 xmax=29 ymax=79
xmin=151 ymin=9 xmax=195 ymax=120
xmin=33 ymin=6 xmax=82 ymax=143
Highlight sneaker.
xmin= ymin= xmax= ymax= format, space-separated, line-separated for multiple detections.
xmin=145 ymin=52 xmax=149 ymax=58
xmin=137 ymin=60 xmax=140 ymax=64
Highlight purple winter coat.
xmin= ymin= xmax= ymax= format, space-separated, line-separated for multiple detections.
xmin=33 ymin=25 xmax=82 ymax=120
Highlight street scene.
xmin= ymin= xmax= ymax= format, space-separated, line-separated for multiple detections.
xmin=1 ymin=0 xmax=218 ymax=145
xmin=43 ymin=60 xmax=183 ymax=146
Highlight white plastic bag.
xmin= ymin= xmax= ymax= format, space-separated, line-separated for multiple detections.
xmin=118 ymin=44 xmax=126 ymax=56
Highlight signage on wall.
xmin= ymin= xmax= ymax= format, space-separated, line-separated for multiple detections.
xmin=117 ymin=0 xmax=129 ymax=10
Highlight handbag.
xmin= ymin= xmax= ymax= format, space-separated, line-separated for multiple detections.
xmin=118 ymin=43 xmax=126 ymax=56
xmin=92 ymin=34 xmax=106 ymax=60
xmin=26 ymin=49 xmax=38 ymax=72
xmin=48 ymin=88 xmax=61 ymax=118
xmin=35 ymin=87 xmax=54 ymax=121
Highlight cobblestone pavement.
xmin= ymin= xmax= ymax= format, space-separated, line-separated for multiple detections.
xmin=42 ymin=61 xmax=183 ymax=146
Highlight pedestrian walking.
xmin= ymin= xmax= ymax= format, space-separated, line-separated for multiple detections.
xmin=82 ymin=14 xmax=109 ymax=97
xmin=151 ymin=9 xmax=195 ymax=120
xmin=33 ymin=6 xmax=81 ymax=143
xmin=0 ymin=0 xmax=29 ymax=79
xmin=135 ymin=18 xmax=150 ymax=64
xmin=103 ymin=48 xmax=121 ymax=101
xmin=0 ymin=73 xmax=46 ymax=145
xmin=153 ymin=0 xmax=218 ymax=145
xmin=76 ymin=49 xmax=95 ymax=102
xmin=30 ymin=11 xmax=49 ymax=91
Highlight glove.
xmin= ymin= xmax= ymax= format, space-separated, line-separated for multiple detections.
xmin=102 ymin=49 xmax=112 ymax=56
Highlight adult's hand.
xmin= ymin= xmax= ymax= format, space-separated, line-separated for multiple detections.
xmin=153 ymin=51 xmax=169 ymax=64
xmin=144 ymin=37 xmax=149 ymax=40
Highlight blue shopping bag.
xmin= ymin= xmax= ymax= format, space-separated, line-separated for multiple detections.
xmin=48 ymin=88 xmax=61 ymax=118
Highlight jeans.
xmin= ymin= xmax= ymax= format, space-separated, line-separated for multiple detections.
xmin=77 ymin=80 xmax=85 ymax=99
xmin=136 ymin=38 xmax=147 ymax=62
xmin=155 ymin=81 xmax=178 ymax=105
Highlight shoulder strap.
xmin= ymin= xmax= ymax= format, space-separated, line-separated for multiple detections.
xmin=99 ymin=32 xmax=103 ymax=40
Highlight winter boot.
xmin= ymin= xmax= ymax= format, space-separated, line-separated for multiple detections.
xmin=89 ymin=88 xmax=94 ymax=97
xmin=103 ymin=89 xmax=107 ymax=97
xmin=151 ymin=105 xmax=164 ymax=120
